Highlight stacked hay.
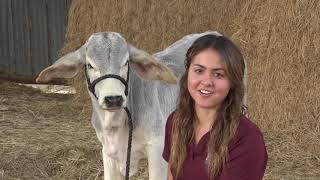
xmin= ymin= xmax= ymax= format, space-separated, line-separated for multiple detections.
xmin=61 ymin=0 xmax=320 ymax=179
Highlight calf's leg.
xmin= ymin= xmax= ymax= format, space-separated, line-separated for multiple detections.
xmin=102 ymin=146 xmax=123 ymax=180
xmin=146 ymin=138 xmax=167 ymax=180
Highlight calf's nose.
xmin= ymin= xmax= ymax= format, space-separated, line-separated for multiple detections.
xmin=104 ymin=96 xmax=124 ymax=107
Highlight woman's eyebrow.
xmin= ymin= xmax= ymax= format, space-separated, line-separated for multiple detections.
xmin=192 ymin=64 xmax=224 ymax=71
xmin=192 ymin=64 xmax=205 ymax=69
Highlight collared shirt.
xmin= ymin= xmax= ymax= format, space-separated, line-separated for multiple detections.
xmin=162 ymin=112 xmax=268 ymax=180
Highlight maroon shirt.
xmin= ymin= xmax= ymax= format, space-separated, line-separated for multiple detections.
xmin=163 ymin=112 xmax=268 ymax=180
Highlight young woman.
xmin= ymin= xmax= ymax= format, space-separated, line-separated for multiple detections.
xmin=163 ymin=34 xmax=268 ymax=180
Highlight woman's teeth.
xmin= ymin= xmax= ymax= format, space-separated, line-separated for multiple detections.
xmin=199 ymin=89 xmax=213 ymax=95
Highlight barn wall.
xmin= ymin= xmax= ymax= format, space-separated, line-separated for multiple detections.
xmin=0 ymin=0 xmax=71 ymax=80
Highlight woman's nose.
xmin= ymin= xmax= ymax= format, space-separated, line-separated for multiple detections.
xmin=201 ymin=73 xmax=213 ymax=86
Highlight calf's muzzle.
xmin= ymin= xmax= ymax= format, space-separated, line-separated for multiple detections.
xmin=105 ymin=95 xmax=124 ymax=107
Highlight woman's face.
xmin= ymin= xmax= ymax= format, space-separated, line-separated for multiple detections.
xmin=187 ymin=48 xmax=231 ymax=111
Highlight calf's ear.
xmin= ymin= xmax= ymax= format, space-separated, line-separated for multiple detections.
xmin=128 ymin=44 xmax=177 ymax=84
xmin=36 ymin=47 xmax=85 ymax=83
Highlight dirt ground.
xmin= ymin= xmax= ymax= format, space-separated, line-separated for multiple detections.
xmin=1 ymin=79 xmax=319 ymax=180
xmin=0 ymin=80 xmax=147 ymax=180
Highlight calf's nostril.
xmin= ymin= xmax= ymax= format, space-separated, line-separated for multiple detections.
xmin=115 ymin=96 xmax=123 ymax=103
xmin=105 ymin=96 xmax=123 ymax=106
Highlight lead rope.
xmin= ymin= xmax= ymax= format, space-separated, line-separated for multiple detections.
xmin=84 ymin=64 xmax=133 ymax=179
xmin=124 ymin=107 xmax=133 ymax=180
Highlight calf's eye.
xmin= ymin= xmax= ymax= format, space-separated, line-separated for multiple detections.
xmin=87 ymin=63 xmax=94 ymax=69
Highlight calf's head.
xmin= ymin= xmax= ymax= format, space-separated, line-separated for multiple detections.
xmin=36 ymin=32 xmax=177 ymax=110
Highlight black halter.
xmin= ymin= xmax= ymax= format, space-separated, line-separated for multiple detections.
xmin=84 ymin=64 xmax=132 ymax=180
xmin=84 ymin=65 xmax=129 ymax=98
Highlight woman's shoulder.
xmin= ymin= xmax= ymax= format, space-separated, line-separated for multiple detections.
xmin=230 ymin=116 xmax=266 ymax=148
xmin=165 ymin=111 xmax=176 ymax=131
xmin=223 ymin=117 xmax=268 ymax=179
xmin=237 ymin=116 xmax=263 ymax=136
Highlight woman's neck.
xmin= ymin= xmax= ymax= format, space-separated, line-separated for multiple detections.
xmin=195 ymin=106 xmax=218 ymax=128
xmin=193 ymin=106 xmax=219 ymax=145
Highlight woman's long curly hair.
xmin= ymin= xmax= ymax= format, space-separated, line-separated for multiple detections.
xmin=169 ymin=34 xmax=246 ymax=178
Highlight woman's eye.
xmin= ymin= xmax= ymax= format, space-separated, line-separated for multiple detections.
xmin=214 ymin=72 xmax=224 ymax=78
xmin=194 ymin=69 xmax=202 ymax=73
xmin=87 ymin=63 xmax=94 ymax=69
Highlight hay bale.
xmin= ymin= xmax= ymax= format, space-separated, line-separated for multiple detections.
xmin=61 ymin=0 xmax=320 ymax=179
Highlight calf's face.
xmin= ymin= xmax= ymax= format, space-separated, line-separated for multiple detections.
xmin=36 ymin=32 xmax=177 ymax=111
xmin=85 ymin=33 xmax=129 ymax=110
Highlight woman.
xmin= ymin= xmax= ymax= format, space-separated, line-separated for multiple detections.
xmin=162 ymin=34 xmax=268 ymax=180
